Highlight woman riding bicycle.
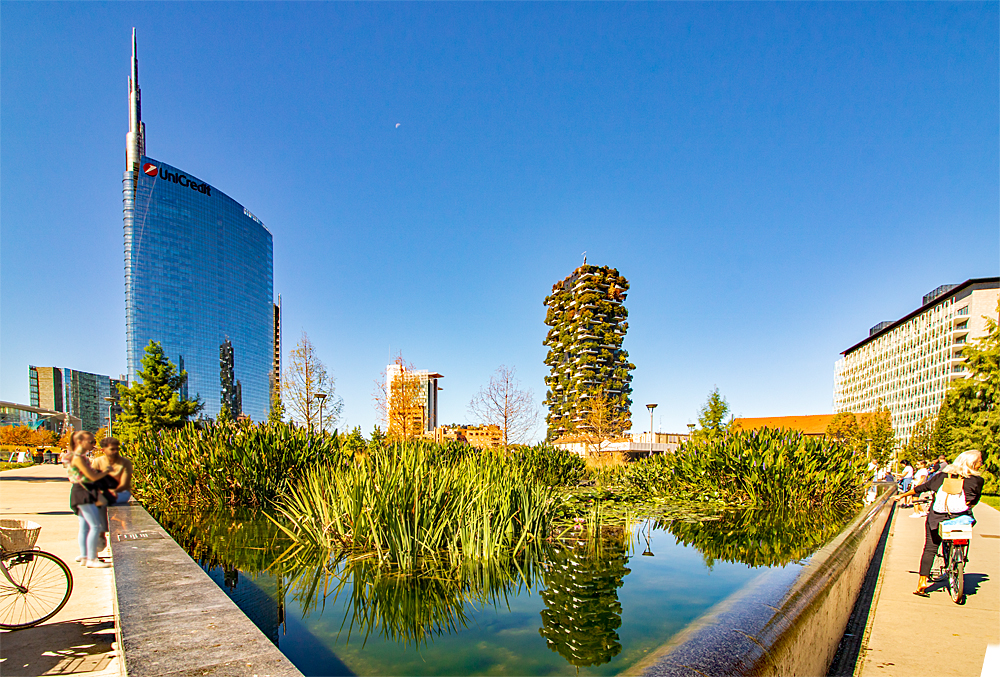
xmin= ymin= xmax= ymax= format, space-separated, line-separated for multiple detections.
xmin=894 ymin=450 xmax=983 ymax=596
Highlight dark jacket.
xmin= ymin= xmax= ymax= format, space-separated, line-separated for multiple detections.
xmin=912 ymin=472 xmax=984 ymax=529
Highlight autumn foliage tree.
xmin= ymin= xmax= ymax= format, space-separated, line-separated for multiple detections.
xmin=373 ymin=353 xmax=426 ymax=441
xmin=0 ymin=425 xmax=57 ymax=447
xmin=468 ymin=365 xmax=538 ymax=447
xmin=283 ymin=331 xmax=342 ymax=433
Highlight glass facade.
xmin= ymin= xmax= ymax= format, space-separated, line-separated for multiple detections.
xmin=123 ymin=156 xmax=273 ymax=421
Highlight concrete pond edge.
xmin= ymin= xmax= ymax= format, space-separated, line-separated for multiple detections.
xmin=108 ymin=504 xmax=304 ymax=677
xmin=625 ymin=484 xmax=897 ymax=677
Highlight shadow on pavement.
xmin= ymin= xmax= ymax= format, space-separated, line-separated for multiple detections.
xmin=0 ymin=615 xmax=115 ymax=676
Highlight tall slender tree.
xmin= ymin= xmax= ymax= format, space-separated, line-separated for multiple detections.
xmin=283 ymin=331 xmax=342 ymax=432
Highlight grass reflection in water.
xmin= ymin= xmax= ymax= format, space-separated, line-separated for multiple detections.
xmin=149 ymin=502 xmax=856 ymax=675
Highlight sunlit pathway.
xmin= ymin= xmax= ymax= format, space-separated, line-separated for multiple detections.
xmin=859 ymin=500 xmax=1000 ymax=677
xmin=0 ymin=464 xmax=120 ymax=677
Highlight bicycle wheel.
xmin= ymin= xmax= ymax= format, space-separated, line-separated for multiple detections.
xmin=947 ymin=545 xmax=965 ymax=604
xmin=0 ymin=550 xmax=73 ymax=630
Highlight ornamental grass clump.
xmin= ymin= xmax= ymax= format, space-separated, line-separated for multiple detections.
xmin=128 ymin=421 xmax=341 ymax=508
xmin=273 ymin=440 xmax=555 ymax=571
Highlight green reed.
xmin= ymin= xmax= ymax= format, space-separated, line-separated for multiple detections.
xmin=127 ymin=421 xmax=342 ymax=508
xmin=272 ymin=440 xmax=556 ymax=571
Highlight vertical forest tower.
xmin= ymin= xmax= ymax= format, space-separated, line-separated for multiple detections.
xmin=543 ymin=264 xmax=635 ymax=440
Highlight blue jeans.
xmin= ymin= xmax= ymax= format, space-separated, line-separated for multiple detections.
xmin=113 ymin=490 xmax=131 ymax=504
xmin=77 ymin=504 xmax=106 ymax=560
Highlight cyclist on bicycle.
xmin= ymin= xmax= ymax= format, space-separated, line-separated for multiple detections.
xmin=894 ymin=450 xmax=983 ymax=596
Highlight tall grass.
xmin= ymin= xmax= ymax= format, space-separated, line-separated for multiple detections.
xmin=128 ymin=421 xmax=341 ymax=508
xmin=273 ymin=440 xmax=555 ymax=571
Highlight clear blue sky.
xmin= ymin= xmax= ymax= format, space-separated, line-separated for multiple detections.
xmin=2 ymin=3 xmax=997 ymax=438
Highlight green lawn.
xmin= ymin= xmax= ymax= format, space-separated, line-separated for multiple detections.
xmin=0 ymin=461 xmax=34 ymax=472
xmin=980 ymin=494 xmax=1000 ymax=511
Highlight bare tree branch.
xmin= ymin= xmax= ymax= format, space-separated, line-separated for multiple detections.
xmin=468 ymin=365 xmax=539 ymax=447
xmin=283 ymin=331 xmax=342 ymax=432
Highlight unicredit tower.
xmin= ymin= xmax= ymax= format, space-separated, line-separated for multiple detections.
xmin=122 ymin=30 xmax=274 ymax=421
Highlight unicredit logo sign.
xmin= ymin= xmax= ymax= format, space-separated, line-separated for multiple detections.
xmin=148 ymin=164 xmax=212 ymax=197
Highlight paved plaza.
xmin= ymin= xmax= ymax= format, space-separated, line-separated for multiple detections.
xmin=859 ymin=501 xmax=1000 ymax=677
xmin=0 ymin=464 xmax=119 ymax=677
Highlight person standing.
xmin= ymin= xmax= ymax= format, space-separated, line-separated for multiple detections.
xmin=896 ymin=460 xmax=914 ymax=507
xmin=910 ymin=461 xmax=930 ymax=518
xmin=65 ymin=431 xmax=113 ymax=568
xmin=894 ymin=450 xmax=984 ymax=596
xmin=94 ymin=437 xmax=133 ymax=504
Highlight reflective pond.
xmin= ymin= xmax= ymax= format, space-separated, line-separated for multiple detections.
xmin=150 ymin=504 xmax=856 ymax=677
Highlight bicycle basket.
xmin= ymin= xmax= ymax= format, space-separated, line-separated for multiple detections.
xmin=940 ymin=516 xmax=974 ymax=541
xmin=0 ymin=519 xmax=41 ymax=552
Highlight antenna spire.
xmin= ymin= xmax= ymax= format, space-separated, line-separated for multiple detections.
xmin=126 ymin=28 xmax=145 ymax=171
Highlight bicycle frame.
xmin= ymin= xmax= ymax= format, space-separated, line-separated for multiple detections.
xmin=0 ymin=552 xmax=30 ymax=594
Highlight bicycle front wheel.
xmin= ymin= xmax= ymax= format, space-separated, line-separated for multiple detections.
xmin=947 ymin=545 xmax=965 ymax=604
xmin=0 ymin=550 xmax=73 ymax=630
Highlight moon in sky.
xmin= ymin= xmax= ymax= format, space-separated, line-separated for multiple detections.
xmin=395 ymin=123 xmax=401 ymax=128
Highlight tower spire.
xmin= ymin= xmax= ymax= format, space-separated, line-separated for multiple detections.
xmin=126 ymin=28 xmax=145 ymax=171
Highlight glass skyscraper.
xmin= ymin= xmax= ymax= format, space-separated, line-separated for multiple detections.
xmin=122 ymin=30 xmax=274 ymax=421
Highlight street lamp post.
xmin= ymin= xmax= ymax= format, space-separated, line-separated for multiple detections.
xmin=314 ymin=393 xmax=327 ymax=437
xmin=645 ymin=403 xmax=658 ymax=455
xmin=103 ymin=397 xmax=118 ymax=438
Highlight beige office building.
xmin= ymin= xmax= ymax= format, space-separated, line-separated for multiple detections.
xmin=834 ymin=278 xmax=999 ymax=446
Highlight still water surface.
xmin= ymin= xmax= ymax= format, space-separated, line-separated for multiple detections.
xmin=153 ymin=507 xmax=849 ymax=676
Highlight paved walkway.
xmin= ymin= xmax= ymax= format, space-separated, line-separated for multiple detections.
xmin=0 ymin=464 xmax=120 ymax=677
xmin=859 ymin=500 xmax=1000 ymax=677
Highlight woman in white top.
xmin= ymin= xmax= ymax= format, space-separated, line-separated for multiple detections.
xmin=910 ymin=461 xmax=930 ymax=518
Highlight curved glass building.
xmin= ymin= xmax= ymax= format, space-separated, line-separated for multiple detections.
xmin=122 ymin=30 xmax=274 ymax=421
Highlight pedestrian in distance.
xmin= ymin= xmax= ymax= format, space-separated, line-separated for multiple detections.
xmin=910 ymin=461 xmax=930 ymax=518
xmin=894 ymin=450 xmax=984 ymax=596
xmin=64 ymin=431 xmax=114 ymax=568
xmin=896 ymin=460 xmax=914 ymax=507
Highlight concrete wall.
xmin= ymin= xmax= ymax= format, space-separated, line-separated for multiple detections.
xmin=626 ymin=485 xmax=896 ymax=677
xmin=108 ymin=504 xmax=303 ymax=677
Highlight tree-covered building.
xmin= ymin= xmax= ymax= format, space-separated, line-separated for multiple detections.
xmin=543 ymin=264 xmax=635 ymax=441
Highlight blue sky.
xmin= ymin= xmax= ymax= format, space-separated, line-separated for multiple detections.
xmin=2 ymin=3 xmax=997 ymax=438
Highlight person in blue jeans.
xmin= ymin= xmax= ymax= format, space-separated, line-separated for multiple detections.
xmin=66 ymin=431 xmax=113 ymax=568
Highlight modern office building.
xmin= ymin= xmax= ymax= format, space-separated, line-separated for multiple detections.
xmin=271 ymin=296 xmax=282 ymax=405
xmin=386 ymin=364 xmax=442 ymax=437
xmin=122 ymin=30 xmax=274 ymax=421
xmin=834 ymin=278 xmax=999 ymax=445
xmin=543 ymin=264 xmax=635 ymax=440
xmin=28 ymin=366 xmax=125 ymax=433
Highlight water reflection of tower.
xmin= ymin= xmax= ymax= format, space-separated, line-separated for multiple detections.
xmin=538 ymin=536 xmax=631 ymax=668
xmin=214 ymin=566 xmax=285 ymax=645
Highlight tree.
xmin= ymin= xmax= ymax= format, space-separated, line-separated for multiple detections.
xmin=468 ymin=365 xmax=539 ymax=447
xmin=373 ymin=353 xmax=427 ymax=441
xmin=860 ymin=402 xmax=895 ymax=466
xmin=904 ymin=416 xmax=935 ymax=462
xmin=692 ymin=388 xmax=732 ymax=442
xmin=268 ymin=392 xmax=285 ymax=424
xmin=283 ymin=331 xmax=342 ymax=433
xmin=933 ymin=300 xmax=1000 ymax=481
xmin=826 ymin=412 xmax=862 ymax=454
xmin=575 ymin=388 xmax=627 ymax=456
xmin=0 ymin=425 xmax=57 ymax=447
xmin=115 ymin=341 xmax=203 ymax=441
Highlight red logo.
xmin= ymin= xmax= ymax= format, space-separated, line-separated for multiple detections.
xmin=142 ymin=163 xmax=158 ymax=176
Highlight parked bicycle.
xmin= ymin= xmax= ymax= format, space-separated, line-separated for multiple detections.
xmin=0 ymin=519 xmax=73 ymax=630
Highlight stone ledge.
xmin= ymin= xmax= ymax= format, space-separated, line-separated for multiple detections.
xmin=108 ymin=504 xmax=304 ymax=677
xmin=627 ymin=484 xmax=897 ymax=677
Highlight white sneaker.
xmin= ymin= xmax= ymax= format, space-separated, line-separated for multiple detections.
xmin=86 ymin=560 xmax=112 ymax=568
xmin=74 ymin=555 xmax=86 ymax=562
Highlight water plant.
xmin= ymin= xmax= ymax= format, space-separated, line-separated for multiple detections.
xmin=272 ymin=440 xmax=555 ymax=571
xmin=128 ymin=421 xmax=342 ymax=508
